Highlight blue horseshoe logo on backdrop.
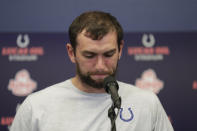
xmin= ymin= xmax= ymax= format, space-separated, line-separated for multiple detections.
xmin=120 ymin=107 xmax=134 ymax=122
xmin=142 ymin=34 xmax=155 ymax=48
xmin=17 ymin=34 xmax=30 ymax=48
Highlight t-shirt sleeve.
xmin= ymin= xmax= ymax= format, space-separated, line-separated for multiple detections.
xmin=10 ymin=96 xmax=38 ymax=131
xmin=153 ymin=94 xmax=174 ymax=131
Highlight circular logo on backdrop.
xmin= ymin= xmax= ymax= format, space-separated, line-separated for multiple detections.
xmin=135 ymin=69 xmax=164 ymax=94
xmin=8 ymin=69 xmax=37 ymax=96
xmin=193 ymin=81 xmax=197 ymax=90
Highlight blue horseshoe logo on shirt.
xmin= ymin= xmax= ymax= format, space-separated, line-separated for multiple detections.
xmin=120 ymin=107 xmax=134 ymax=122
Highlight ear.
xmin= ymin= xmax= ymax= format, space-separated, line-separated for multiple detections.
xmin=66 ymin=43 xmax=76 ymax=63
xmin=118 ymin=40 xmax=124 ymax=59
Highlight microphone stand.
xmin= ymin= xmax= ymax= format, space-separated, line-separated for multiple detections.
xmin=108 ymin=97 xmax=121 ymax=131
xmin=103 ymin=76 xmax=121 ymax=131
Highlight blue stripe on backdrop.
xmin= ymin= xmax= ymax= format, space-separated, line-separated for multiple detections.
xmin=0 ymin=0 xmax=197 ymax=32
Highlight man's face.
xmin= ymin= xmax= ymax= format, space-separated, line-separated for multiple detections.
xmin=69 ymin=30 xmax=123 ymax=89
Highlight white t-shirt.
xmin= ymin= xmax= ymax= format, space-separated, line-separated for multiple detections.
xmin=10 ymin=79 xmax=174 ymax=131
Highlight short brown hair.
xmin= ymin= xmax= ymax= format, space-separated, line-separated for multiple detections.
xmin=68 ymin=11 xmax=123 ymax=53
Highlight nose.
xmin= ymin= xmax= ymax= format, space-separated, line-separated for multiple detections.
xmin=95 ymin=56 xmax=106 ymax=71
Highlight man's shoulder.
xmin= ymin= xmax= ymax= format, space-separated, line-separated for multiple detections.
xmin=118 ymin=81 xmax=157 ymax=102
xmin=118 ymin=80 xmax=144 ymax=93
xmin=26 ymin=79 xmax=72 ymax=103
xmin=34 ymin=79 xmax=71 ymax=94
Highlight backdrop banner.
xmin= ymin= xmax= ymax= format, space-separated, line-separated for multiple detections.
xmin=0 ymin=32 xmax=197 ymax=131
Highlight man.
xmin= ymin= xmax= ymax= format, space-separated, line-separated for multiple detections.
xmin=11 ymin=11 xmax=174 ymax=131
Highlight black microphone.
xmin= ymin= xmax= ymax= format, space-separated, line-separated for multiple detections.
xmin=103 ymin=76 xmax=121 ymax=109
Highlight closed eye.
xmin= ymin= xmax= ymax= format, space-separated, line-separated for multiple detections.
xmin=82 ymin=51 xmax=96 ymax=58
xmin=103 ymin=49 xmax=116 ymax=57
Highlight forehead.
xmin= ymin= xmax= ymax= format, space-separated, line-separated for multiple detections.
xmin=76 ymin=31 xmax=118 ymax=52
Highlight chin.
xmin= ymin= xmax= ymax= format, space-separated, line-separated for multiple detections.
xmin=93 ymin=79 xmax=104 ymax=83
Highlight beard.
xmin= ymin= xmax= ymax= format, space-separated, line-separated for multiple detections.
xmin=76 ymin=62 xmax=118 ymax=89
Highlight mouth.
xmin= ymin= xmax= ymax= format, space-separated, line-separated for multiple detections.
xmin=91 ymin=74 xmax=108 ymax=80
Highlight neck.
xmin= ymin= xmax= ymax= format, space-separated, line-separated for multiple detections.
xmin=71 ymin=76 xmax=106 ymax=93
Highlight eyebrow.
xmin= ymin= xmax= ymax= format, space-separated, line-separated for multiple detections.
xmin=82 ymin=48 xmax=117 ymax=55
xmin=103 ymin=49 xmax=116 ymax=55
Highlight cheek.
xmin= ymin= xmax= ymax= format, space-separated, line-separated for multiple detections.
xmin=77 ymin=59 xmax=95 ymax=71
xmin=104 ymin=57 xmax=118 ymax=68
